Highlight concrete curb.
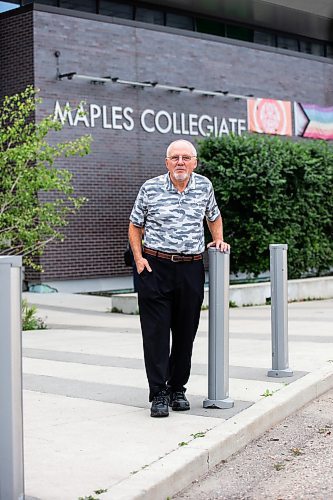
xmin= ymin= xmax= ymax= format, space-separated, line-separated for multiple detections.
xmin=100 ymin=363 xmax=333 ymax=500
xmin=112 ymin=276 xmax=333 ymax=313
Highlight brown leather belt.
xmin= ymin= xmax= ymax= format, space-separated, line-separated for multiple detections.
xmin=143 ymin=247 xmax=203 ymax=262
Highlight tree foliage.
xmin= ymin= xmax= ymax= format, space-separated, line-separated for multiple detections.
xmin=197 ymin=134 xmax=333 ymax=279
xmin=0 ymin=86 xmax=91 ymax=269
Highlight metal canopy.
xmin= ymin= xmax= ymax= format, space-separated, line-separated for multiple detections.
xmin=141 ymin=0 xmax=333 ymax=42
xmin=57 ymin=72 xmax=250 ymax=100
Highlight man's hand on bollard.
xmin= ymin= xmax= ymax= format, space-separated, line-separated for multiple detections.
xmin=207 ymin=240 xmax=230 ymax=252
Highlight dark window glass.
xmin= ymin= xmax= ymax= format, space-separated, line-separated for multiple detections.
xmin=166 ymin=12 xmax=194 ymax=31
xmin=299 ymin=40 xmax=325 ymax=57
xmin=37 ymin=0 xmax=58 ymax=5
xmin=253 ymin=31 xmax=275 ymax=47
xmin=99 ymin=0 xmax=133 ymax=19
xmin=60 ymin=0 xmax=95 ymax=12
xmin=277 ymin=35 xmax=299 ymax=51
xmin=312 ymin=42 xmax=325 ymax=57
xmin=327 ymin=44 xmax=333 ymax=59
xmin=226 ymin=24 xmax=253 ymax=42
xmin=196 ymin=18 xmax=225 ymax=37
xmin=0 ymin=0 xmax=19 ymax=11
xmin=135 ymin=7 xmax=164 ymax=25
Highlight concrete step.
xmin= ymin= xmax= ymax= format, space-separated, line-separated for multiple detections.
xmin=112 ymin=276 xmax=333 ymax=314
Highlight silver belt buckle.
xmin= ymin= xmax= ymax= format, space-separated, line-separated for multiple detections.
xmin=171 ymin=254 xmax=181 ymax=262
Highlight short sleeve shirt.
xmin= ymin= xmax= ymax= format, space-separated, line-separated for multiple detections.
xmin=129 ymin=172 xmax=220 ymax=254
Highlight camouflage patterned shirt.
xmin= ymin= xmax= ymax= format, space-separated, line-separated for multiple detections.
xmin=130 ymin=172 xmax=220 ymax=254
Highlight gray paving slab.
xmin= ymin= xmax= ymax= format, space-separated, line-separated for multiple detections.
xmin=22 ymin=347 xmax=308 ymax=380
xmin=21 ymin=293 xmax=333 ymax=500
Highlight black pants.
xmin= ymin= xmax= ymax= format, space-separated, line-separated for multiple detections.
xmin=137 ymin=253 xmax=205 ymax=401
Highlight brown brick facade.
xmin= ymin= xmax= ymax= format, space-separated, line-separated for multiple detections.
xmin=0 ymin=8 xmax=34 ymax=99
xmin=1 ymin=5 xmax=333 ymax=285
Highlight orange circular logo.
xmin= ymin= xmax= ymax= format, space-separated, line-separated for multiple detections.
xmin=252 ymin=99 xmax=291 ymax=135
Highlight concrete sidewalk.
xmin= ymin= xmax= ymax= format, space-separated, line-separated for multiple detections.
xmin=22 ymin=293 xmax=333 ymax=500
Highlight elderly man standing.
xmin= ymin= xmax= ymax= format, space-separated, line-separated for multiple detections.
xmin=129 ymin=139 xmax=229 ymax=417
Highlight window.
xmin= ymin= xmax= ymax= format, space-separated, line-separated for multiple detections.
xmin=166 ymin=12 xmax=193 ymax=31
xmin=327 ymin=44 xmax=333 ymax=59
xmin=226 ymin=24 xmax=253 ymax=42
xmin=196 ymin=18 xmax=225 ymax=37
xmin=99 ymin=0 xmax=133 ymax=19
xmin=299 ymin=40 xmax=325 ymax=57
xmin=37 ymin=0 xmax=58 ymax=5
xmin=60 ymin=0 xmax=95 ymax=12
xmin=277 ymin=35 xmax=299 ymax=51
xmin=254 ymin=31 xmax=276 ymax=47
xmin=135 ymin=7 xmax=164 ymax=25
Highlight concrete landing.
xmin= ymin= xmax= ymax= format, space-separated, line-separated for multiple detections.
xmin=22 ymin=293 xmax=333 ymax=500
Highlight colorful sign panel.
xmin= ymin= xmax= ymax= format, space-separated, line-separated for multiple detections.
xmin=294 ymin=102 xmax=333 ymax=140
xmin=247 ymin=98 xmax=292 ymax=136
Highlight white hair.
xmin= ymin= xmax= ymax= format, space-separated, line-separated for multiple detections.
xmin=166 ymin=140 xmax=197 ymax=158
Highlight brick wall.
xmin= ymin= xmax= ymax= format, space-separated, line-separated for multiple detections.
xmin=0 ymin=8 xmax=36 ymax=273
xmin=2 ymin=6 xmax=333 ymax=284
xmin=0 ymin=8 xmax=34 ymax=99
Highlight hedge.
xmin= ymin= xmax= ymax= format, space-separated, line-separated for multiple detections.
xmin=197 ymin=134 xmax=333 ymax=279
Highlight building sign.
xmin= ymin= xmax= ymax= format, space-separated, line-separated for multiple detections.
xmin=247 ymin=98 xmax=292 ymax=136
xmin=54 ymin=99 xmax=333 ymax=140
xmin=294 ymin=102 xmax=333 ymax=140
xmin=53 ymin=101 xmax=247 ymax=137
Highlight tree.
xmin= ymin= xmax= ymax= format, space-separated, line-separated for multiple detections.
xmin=0 ymin=86 xmax=91 ymax=269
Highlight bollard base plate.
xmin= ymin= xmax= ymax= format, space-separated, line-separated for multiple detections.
xmin=203 ymin=397 xmax=234 ymax=409
xmin=267 ymin=368 xmax=293 ymax=378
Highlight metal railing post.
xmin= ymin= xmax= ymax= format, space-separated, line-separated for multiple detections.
xmin=0 ymin=256 xmax=25 ymax=500
xmin=203 ymin=248 xmax=234 ymax=409
xmin=267 ymin=244 xmax=293 ymax=378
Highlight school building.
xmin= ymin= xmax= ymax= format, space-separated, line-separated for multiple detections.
xmin=1 ymin=0 xmax=332 ymax=291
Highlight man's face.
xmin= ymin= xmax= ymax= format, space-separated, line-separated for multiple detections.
xmin=165 ymin=143 xmax=197 ymax=183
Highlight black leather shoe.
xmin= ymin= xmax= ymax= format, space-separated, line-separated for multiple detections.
xmin=169 ymin=390 xmax=190 ymax=411
xmin=150 ymin=390 xmax=169 ymax=417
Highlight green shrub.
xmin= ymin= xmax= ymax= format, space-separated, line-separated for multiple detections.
xmin=22 ymin=299 xmax=47 ymax=331
xmin=197 ymin=134 xmax=333 ymax=279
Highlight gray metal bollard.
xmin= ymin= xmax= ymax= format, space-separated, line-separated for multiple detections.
xmin=203 ymin=248 xmax=234 ymax=409
xmin=0 ymin=256 xmax=25 ymax=500
xmin=267 ymin=244 xmax=293 ymax=378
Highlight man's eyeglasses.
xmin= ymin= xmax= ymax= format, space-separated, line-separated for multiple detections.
xmin=167 ymin=155 xmax=197 ymax=162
